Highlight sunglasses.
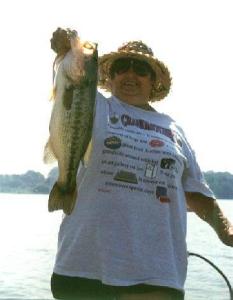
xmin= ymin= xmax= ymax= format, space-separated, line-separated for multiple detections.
xmin=110 ymin=58 xmax=155 ymax=78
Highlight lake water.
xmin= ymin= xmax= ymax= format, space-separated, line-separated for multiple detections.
xmin=0 ymin=194 xmax=232 ymax=300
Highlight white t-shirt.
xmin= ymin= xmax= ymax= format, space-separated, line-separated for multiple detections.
xmin=53 ymin=92 xmax=214 ymax=292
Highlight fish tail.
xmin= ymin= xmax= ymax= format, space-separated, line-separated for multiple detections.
xmin=48 ymin=182 xmax=77 ymax=215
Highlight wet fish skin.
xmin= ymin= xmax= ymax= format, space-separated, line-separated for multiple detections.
xmin=44 ymin=34 xmax=98 ymax=215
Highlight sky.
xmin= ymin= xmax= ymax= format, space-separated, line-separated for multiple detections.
xmin=0 ymin=0 xmax=233 ymax=176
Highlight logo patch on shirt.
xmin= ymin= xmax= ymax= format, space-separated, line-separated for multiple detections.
xmin=110 ymin=113 xmax=120 ymax=124
xmin=144 ymin=162 xmax=158 ymax=178
xmin=160 ymin=158 xmax=177 ymax=173
xmin=156 ymin=186 xmax=171 ymax=203
xmin=173 ymin=133 xmax=183 ymax=147
xmin=149 ymin=139 xmax=164 ymax=148
xmin=104 ymin=136 xmax=121 ymax=149
xmin=159 ymin=196 xmax=171 ymax=203
xmin=114 ymin=170 xmax=138 ymax=184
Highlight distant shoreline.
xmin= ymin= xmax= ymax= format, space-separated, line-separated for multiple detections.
xmin=1 ymin=168 xmax=233 ymax=199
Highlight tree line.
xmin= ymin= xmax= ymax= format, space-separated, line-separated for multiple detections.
xmin=0 ymin=168 xmax=233 ymax=199
xmin=0 ymin=168 xmax=58 ymax=194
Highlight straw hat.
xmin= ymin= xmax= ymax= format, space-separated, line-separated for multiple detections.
xmin=98 ymin=41 xmax=172 ymax=101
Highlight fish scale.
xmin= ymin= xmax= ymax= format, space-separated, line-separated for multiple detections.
xmin=66 ymin=84 xmax=92 ymax=189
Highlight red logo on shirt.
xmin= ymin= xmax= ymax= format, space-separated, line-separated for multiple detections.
xmin=149 ymin=139 xmax=164 ymax=148
xmin=159 ymin=196 xmax=171 ymax=203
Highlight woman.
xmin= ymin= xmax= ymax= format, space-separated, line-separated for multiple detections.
xmin=50 ymin=34 xmax=233 ymax=300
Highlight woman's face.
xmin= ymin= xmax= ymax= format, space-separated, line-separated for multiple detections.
xmin=108 ymin=58 xmax=154 ymax=106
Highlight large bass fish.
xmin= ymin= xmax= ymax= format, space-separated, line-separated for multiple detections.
xmin=44 ymin=29 xmax=98 ymax=215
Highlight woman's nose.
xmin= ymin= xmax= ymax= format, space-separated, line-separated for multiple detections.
xmin=125 ymin=66 xmax=136 ymax=76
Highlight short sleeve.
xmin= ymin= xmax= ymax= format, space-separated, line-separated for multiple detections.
xmin=180 ymin=130 xmax=215 ymax=199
